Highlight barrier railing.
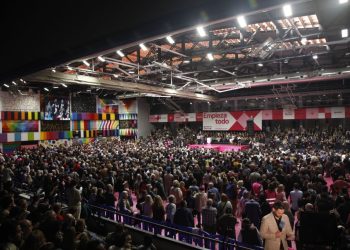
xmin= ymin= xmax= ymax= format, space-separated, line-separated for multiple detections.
xmin=88 ymin=204 xmax=263 ymax=250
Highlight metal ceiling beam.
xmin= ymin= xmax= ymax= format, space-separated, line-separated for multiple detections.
xmin=217 ymin=89 xmax=350 ymax=102
xmin=25 ymin=70 xmax=217 ymax=101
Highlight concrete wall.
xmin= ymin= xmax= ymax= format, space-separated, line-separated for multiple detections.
xmin=0 ymin=91 xmax=40 ymax=111
xmin=137 ymin=98 xmax=154 ymax=138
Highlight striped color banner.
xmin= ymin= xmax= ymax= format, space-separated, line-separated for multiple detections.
xmin=1 ymin=112 xmax=40 ymax=121
xmin=71 ymin=113 xmax=117 ymax=120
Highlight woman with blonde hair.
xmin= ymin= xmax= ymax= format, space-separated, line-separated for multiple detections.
xmin=170 ymin=180 xmax=183 ymax=207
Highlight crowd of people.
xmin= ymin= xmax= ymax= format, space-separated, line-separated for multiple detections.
xmin=1 ymin=125 xmax=350 ymax=250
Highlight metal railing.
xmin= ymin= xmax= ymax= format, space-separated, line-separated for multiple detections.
xmin=87 ymin=204 xmax=263 ymax=250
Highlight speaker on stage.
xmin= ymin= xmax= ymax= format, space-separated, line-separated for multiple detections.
xmin=247 ymin=118 xmax=254 ymax=136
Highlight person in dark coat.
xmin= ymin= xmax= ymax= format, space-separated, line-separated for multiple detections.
xmin=216 ymin=207 xmax=237 ymax=239
xmin=173 ymin=200 xmax=194 ymax=227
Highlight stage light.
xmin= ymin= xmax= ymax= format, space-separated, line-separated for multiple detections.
xmin=12 ymin=81 xmax=17 ymax=85
xmin=283 ymin=4 xmax=293 ymax=17
xmin=117 ymin=50 xmax=125 ymax=57
xmin=83 ymin=60 xmax=90 ymax=66
xmin=97 ymin=56 xmax=105 ymax=62
xmin=61 ymin=83 xmax=67 ymax=88
xmin=207 ymin=53 xmax=214 ymax=61
xmin=301 ymin=37 xmax=307 ymax=45
xmin=237 ymin=16 xmax=247 ymax=28
xmin=3 ymin=84 xmax=9 ymax=88
xmin=166 ymin=36 xmax=175 ymax=44
xmin=342 ymin=28 xmax=348 ymax=38
xmin=139 ymin=43 xmax=148 ymax=51
xmin=44 ymin=88 xmax=49 ymax=92
xmin=197 ymin=26 xmax=206 ymax=37
xmin=313 ymin=54 xmax=318 ymax=60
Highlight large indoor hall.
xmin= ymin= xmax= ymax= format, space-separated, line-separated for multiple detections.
xmin=0 ymin=0 xmax=350 ymax=250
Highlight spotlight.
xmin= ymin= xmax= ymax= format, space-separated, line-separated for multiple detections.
xmin=207 ymin=53 xmax=214 ymax=61
xmin=12 ymin=81 xmax=17 ymax=85
xmin=196 ymin=26 xmax=206 ymax=37
xmin=258 ymin=63 xmax=263 ymax=67
xmin=44 ymin=88 xmax=49 ymax=92
xmin=51 ymin=69 xmax=56 ymax=73
xmin=301 ymin=37 xmax=307 ymax=45
xmin=61 ymin=83 xmax=67 ymax=88
xmin=97 ymin=56 xmax=105 ymax=62
xmin=116 ymin=50 xmax=125 ymax=57
xmin=83 ymin=60 xmax=90 ymax=66
xmin=139 ymin=43 xmax=148 ymax=51
xmin=237 ymin=16 xmax=247 ymax=28
xmin=312 ymin=54 xmax=318 ymax=60
xmin=283 ymin=4 xmax=293 ymax=17
xmin=3 ymin=84 xmax=9 ymax=88
xmin=166 ymin=36 xmax=175 ymax=44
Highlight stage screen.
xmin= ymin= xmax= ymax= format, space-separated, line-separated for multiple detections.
xmin=44 ymin=97 xmax=70 ymax=120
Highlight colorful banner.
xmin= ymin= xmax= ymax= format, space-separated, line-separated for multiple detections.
xmin=97 ymin=121 xmax=119 ymax=130
xmin=71 ymin=113 xmax=117 ymax=120
xmin=119 ymin=128 xmax=137 ymax=137
xmin=97 ymin=98 xmax=119 ymax=113
xmin=119 ymin=114 xmax=137 ymax=120
xmin=2 ymin=121 xmax=39 ymax=132
xmin=1 ymin=111 xmax=40 ymax=121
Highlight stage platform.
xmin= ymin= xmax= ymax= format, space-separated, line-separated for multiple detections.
xmin=187 ymin=144 xmax=249 ymax=152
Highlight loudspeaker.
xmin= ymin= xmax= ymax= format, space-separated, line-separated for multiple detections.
xmin=247 ymin=118 xmax=254 ymax=136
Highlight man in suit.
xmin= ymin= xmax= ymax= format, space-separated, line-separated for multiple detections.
xmin=260 ymin=201 xmax=294 ymax=250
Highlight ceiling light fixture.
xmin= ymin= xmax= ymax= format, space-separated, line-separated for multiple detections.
xmin=139 ymin=43 xmax=148 ymax=51
xmin=20 ymin=79 xmax=24 ymax=82
xmin=61 ymin=83 xmax=67 ymax=88
xmin=97 ymin=56 xmax=105 ymax=62
xmin=213 ymin=70 xmax=218 ymax=73
xmin=44 ymin=88 xmax=49 ymax=92
xmin=67 ymin=66 xmax=73 ymax=70
xmin=183 ymin=59 xmax=190 ymax=63
xmin=342 ymin=28 xmax=348 ymax=38
xmin=12 ymin=81 xmax=17 ymax=85
xmin=207 ymin=53 xmax=214 ymax=61
xmin=257 ymin=63 xmax=263 ymax=67
xmin=312 ymin=54 xmax=318 ymax=60
xmin=283 ymin=4 xmax=293 ymax=17
xmin=3 ymin=84 xmax=9 ymax=88
xmin=51 ymin=69 xmax=56 ymax=73
xmin=237 ymin=16 xmax=247 ymax=28
xmin=166 ymin=36 xmax=175 ymax=44
xmin=117 ymin=50 xmax=125 ymax=57
xmin=83 ymin=60 xmax=90 ymax=66
xmin=53 ymin=86 xmax=59 ymax=89
xmin=113 ymin=74 xmax=119 ymax=78
xmin=128 ymin=70 xmax=135 ymax=74
xmin=339 ymin=0 xmax=348 ymax=4
xmin=196 ymin=26 xmax=206 ymax=37
xmin=301 ymin=37 xmax=307 ymax=45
